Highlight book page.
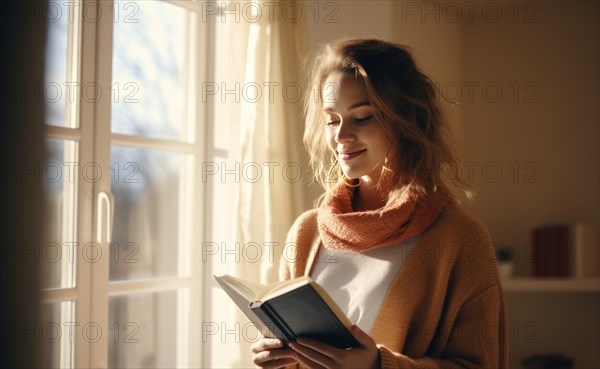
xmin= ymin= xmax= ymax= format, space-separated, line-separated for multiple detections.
xmin=215 ymin=274 xmax=267 ymax=301
xmin=213 ymin=275 xmax=278 ymax=339
xmin=260 ymin=276 xmax=313 ymax=301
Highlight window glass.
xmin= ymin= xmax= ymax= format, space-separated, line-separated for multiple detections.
xmin=108 ymin=290 xmax=181 ymax=367
xmin=42 ymin=139 xmax=78 ymax=289
xmin=110 ymin=146 xmax=186 ymax=280
xmin=111 ymin=0 xmax=188 ymax=140
xmin=44 ymin=3 xmax=69 ymax=127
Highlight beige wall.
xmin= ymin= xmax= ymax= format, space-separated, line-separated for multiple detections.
xmin=459 ymin=3 xmax=599 ymax=367
xmin=459 ymin=1 xmax=599 ymax=272
xmin=305 ymin=1 xmax=393 ymax=49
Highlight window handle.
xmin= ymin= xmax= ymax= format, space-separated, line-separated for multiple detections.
xmin=97 ymin=191 xmax=114 ymax=243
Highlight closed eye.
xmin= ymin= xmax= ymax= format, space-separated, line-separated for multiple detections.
xmin=353 ymin=116 xmax=373 ymax=124
xmin=326 ymin=120 xmax=340 ymax=126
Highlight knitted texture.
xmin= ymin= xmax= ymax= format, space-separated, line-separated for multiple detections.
xmin=317 ymin=182 xmax=450 ymax=251
xmin=280 ymin=202 xmax=508 ymax=369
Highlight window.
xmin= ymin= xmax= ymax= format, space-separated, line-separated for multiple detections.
xmin=41 ymin=1 xmax=212 ymax=367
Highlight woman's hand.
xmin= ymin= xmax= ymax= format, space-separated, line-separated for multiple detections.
xmin=251 ymin=336 xmax=298 ymax=369
xmin=289 ymin=325 xmax=380 ymax=369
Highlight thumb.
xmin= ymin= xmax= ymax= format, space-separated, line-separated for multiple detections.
xmin=351 ymin=324 xmax=374 ymax=347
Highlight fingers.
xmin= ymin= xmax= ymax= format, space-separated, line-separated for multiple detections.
xmin=253 ymin=328 xmax=378 ymax=369
xmin=254 ymin=357 xmax=298 ymax=369
xmin=292 ymin=337 xmax=341 ymax=360
xmin=288 ymin=329 xmax=379 ymax=369
xmin=252 ymin=338 xmax=297 ymax=369
xmin=289 ymin=339 xmax=337 ymax=368
xmin=291 ymin=352 xmax=328 ymax=369
xmin=251 ymin=337 xmax=284 ymax=353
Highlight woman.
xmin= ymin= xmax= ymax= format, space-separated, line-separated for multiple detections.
xmin=252 ymin=38 xmax=508 ymax=369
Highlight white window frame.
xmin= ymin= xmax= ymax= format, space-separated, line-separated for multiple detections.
xmin=40 ymin=1 xmax=213 ymax=367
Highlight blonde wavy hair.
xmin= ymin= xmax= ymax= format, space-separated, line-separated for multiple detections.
xmin=303 ymin=38 xmax=472 ymax=208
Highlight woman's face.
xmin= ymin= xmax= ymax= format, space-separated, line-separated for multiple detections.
xmin=323 ymin=71 xmax=396 ymax=183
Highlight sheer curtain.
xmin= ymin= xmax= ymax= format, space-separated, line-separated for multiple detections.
xmin=207 ymin=1 xmax=309 ymax=367
xmin=233 ymin=2 xmax=308 ymax=284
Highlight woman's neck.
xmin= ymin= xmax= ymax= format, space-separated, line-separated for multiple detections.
xmin=351 ymin=166 xmax=399 ymax=211
xmin=352 ymin=184 xmax=386 ymax=211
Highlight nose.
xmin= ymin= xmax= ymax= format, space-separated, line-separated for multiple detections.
xmin=335 ymin=118 xmax=355 ymax=144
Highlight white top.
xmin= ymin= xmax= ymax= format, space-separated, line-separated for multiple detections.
xmin=310 ymin=237 xmax=418 ymax=334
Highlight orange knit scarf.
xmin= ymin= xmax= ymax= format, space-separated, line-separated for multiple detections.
xmin=317 ymin=182 xmax=450 ymax=251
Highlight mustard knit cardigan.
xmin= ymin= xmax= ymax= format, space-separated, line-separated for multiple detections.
xmin=279 ymin=203 xmax=509 ymax=369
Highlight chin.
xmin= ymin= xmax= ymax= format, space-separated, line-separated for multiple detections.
xmin=341 ymin=168 xmax=365 ymax=180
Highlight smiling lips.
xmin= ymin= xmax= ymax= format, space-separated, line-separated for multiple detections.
xmin=338 ymin=149 xmax=366 ymax=161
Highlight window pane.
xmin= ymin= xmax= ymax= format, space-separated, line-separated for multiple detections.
xmin=111 ymin=0 xmax=188 ymax=140
xmin=41 ymin=3 xmax=67 ymax=126
xmin=42 ymin=139 xmax=78 ymax=289
xmin=44 ymin=1 xmax=80 ymax=127
xmin=44 ymin=3 xmax=68 ymax=126
xmin=108 ymin=290 xmax=182 ymax=368
xmin=110 ymin=146 xmax=189 ymax=280
xmin=40 ymin=301 xmax=74 ymax=369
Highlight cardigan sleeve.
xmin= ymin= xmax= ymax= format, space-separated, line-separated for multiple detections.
xmin=278 ymin=209 xmax=304 ymax=281
xmin=278 ymin=211 xmax=317 ymax=369
xmin=376 ymin=284 xmax=508 ymax=369
xmin=279 ymin=232 xmax=293 ymax=281
xmin=278 ymin=209 xmax=319 ymax=281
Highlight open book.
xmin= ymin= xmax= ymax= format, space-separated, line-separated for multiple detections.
xmin=214 ymin=274 xmax=359 ymax=349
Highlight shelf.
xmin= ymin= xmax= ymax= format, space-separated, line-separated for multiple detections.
xmin=501 ymin=277 xmax=600 ymax=293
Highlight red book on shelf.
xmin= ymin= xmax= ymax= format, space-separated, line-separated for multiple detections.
xmin=531 ymin=224 xmax=570 ymax=277
xmin=555 ymin=225 xmax=569 ymax=276
xmin=531 ymin=228 xmax=541 ymax=276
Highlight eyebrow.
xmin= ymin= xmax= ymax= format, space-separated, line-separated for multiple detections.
xmin=323 ymin=101 xmax=371 ymax=112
